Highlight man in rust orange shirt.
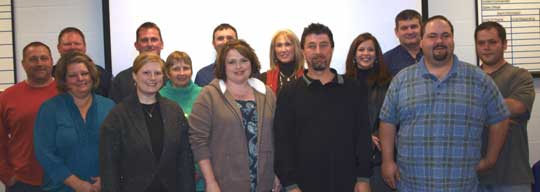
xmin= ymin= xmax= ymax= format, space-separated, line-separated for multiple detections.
xmin=0 ymin=42 xmax=58 ymax=192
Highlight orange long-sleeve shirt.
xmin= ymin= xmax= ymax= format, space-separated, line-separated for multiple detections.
xmin=0 ymin=81 xmax=57 ymax=186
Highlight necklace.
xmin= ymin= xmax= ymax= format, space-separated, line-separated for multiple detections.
xmin=279 ymin=71 xmax=296 ymax=82
xmin=144 ymin=104 xmax=156 ymax=118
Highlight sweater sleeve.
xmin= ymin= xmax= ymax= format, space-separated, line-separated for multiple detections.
xmin=177 ymin=110 xmax=196 ymax=192
xmin=99 ymin=107 xmax=122 ymax=192
xmin=34 ymin=101 xmax=72 ymax=185
xmin=273 ymin=84 xmax=300 ymax=187
xmin=189 ymin=87 xmax=214 ymax=162
xmin=0 ymin=95 xmax=14 ymax=183
xmin=353 ymin=82 xmax=373 ymax=178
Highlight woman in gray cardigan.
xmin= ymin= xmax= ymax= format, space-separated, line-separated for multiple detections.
xmin=100 ymin=53 xmax=195 ymax=192
xmin=189 ymin=40 xmax=277 ymax=192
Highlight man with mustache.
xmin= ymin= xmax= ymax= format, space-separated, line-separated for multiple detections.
xmin=379 ymin=16 xmax=510 ymax=191
xmin=475 ymin=21 xmax=535 ymax=192
xmin=0 ymin=42 xmax=58 ymax=192
xmin=109 ymin=22 xmax=164 ymax=103
xmin=274 ymin=23 xmax=372 ymax=192
xmin=384 ymin=9 xmax=423 ymax=76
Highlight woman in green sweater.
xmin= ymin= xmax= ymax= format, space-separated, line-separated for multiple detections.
xmin=160 ymin=51 xmax=202 ymax=116
xmin=159 ymin=51 xmax=204 ymax=191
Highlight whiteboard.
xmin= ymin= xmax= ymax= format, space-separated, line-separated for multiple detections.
xmin=0 ymin=0 xmax=14 ymax=91
xmin=107 ymin=0 xmax=422 ymax=76
xmin=477 ymin=0 xmax=540 ymax=72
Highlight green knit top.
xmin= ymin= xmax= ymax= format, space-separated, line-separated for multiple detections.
xmin=159 ymin=80 xmax=202 ymax=116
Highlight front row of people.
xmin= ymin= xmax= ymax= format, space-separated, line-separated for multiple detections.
xmin=0 ymin=16 xmax=534 ymax=192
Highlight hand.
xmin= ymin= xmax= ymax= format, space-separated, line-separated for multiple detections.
xmin=91 ymin=177 xmax=101 ymax=192
xmin=288 ymin=188 xmax=302 ymax=192
xmin=371 ymin=135 xmax=381 ymax=151
xmin=73 ymin=180 xmax=96 ymax=192
xmin=272 ymin=176 xmax=281 ymax=192
xmin=5 ymin=176 xmax=17 ymax=187
xmin=354 ymin=181 xmax=371 ymax=192
xmin=476 ymin=158 xmax=495 ymax=172
xmin=205 ymin=180 xmax=221 ymax=192
xmin=381 ymin=160 xmax=399 ymax=189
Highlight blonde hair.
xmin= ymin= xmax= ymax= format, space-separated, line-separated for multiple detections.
xmin=269 ymin=29 xmax=304 ymax=71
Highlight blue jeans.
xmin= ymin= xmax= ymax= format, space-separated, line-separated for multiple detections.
xmin=479 ymin=184 xmax=531 ymax=192
xmin=6 ymin=181 xmax=43 ymax=192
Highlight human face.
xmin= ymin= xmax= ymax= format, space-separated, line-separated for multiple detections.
xmin=66 ymin=63 xmax=93 ymax=98
xmin=133 ymin=62 xmax=164 ymax=97
xmin=58 ymin=32 xmax=86 ymax=55
xmin=135 ymin=28 xmax=164 ymax=55
xmin=22 ymin=46 xmax=53 ymax=83
xmin=395 ymin=18 xmax=421 ymax=47
xmin=167 ymin=60 xmax=192 ymax=88
xmin=355 ymin=40 xmax=376 ymax=70
xmin=303 ymin=34 xmax=333 ymax=72
xmin=274 ymin=35 xmax=295 ymax=64
xmin=213 ymin=28 xmax=236 ymax=50
xmin=420 ymin=19 xmax=454 ymax=66
xmin=476 ymin=28 xmax=507 ymax=66
xmin=225 ymin=49 xmax=251 ymax=84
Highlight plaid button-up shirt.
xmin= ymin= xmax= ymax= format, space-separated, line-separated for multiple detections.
xmin=379 ymin=55 xmax=509 ymax=192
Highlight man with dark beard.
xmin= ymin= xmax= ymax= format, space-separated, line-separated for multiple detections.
xmin=274 ymin=23 xmax=372 ymax=192
xmin=379 ymin=16 xmax=510 ymax=191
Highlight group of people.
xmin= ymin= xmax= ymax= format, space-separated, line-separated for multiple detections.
xmin=0 ymin=8 xmax=535 ymax=192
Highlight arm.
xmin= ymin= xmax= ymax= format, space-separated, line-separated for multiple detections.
xmin=189 ymin=87 xmax=219 ymax=191
xmin=506 ymin=70 xmax=535 ymax=118
xmin=34 ymin=102 xmax=75 ymax=186
xmin=273 ymin=86 xmax=301 ymax=190
xmin=0 ymin=97 xmax=15 ymax=185
xmin=476 ymin=119 xmax=509 ymax=172
xmin=99 ymin=110 xmax=121 ymax=192
xmin=198 ymin=159 xmax=221 ymax=192
xmin=354 ymin=83 xmax=372 ymax=189
xmin=379 ymin=121 xmax=399 ymax=189
xmin=178 ymin=113 xmax=195 ymax=192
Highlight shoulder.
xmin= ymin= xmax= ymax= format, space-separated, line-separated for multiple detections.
xmin=115 ymin=67 xmax=133 ymax=79
xmin=94 ymin=95 xmax=115 ymax=107
xmin=383 ymin=45 xmax=401 ymax=57
xmin=197 ymin=63 xmax=215 ymax=73
xmin=0 ymin=82 xmax=25 ymax=98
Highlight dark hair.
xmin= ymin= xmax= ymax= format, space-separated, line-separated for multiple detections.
xmin=212 ymin=23 xmax=238 ymax=42
xmin=215 ymin=40 xmax=260 ymax=80
xmin=395 ymin=9 xmax=422 ymax=28
xmin=421 ymin=15 xmax=454 ymax=37
xmin=23 ymin=41 xmax=51 ymax=60
xmin=344 ymin=33 xmax=391 ymax=86
xmin=300 ymin=23 xmax=334 ymax=49
xmin=136 ymin=22 xmax=163 ymax=42
xmin=475 ymin=21 xmax=506 ymax=42
xmin=54 ymin=52 xmax=99 ymax=93
xmin=58 ymin=27 xmax=86 ymax=45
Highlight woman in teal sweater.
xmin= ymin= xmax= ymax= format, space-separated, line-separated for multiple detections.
xmin=159 ymin=51 xmax=203 ymax=191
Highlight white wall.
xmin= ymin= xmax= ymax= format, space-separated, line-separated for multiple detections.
xmin=13 ymin=0 xmax=104 ymax=82
xmin=428 ymin=0 xmax=540 ymax=165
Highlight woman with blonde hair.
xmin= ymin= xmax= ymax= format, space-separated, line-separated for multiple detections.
xmin=259 ymin=29 xmax=304 ymax=94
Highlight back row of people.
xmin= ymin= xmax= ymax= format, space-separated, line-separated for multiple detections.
xmin=0 ymin=9 xmax=535 ymax=192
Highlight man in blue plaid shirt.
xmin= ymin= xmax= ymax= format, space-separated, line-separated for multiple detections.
xmin=378 ymin=15 xmax=510 ymax=192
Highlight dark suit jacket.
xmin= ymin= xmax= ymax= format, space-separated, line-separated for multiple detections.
xmin=99 ymin=93 xmax=195 ymax=192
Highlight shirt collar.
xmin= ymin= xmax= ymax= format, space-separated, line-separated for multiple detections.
xmin=302 ymin=68 xmax=344 ymax=86
xmin=418 ymin=54 xmax=460 ymax=80
xmin=218 ymin=78 xmax=267 ymax=94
